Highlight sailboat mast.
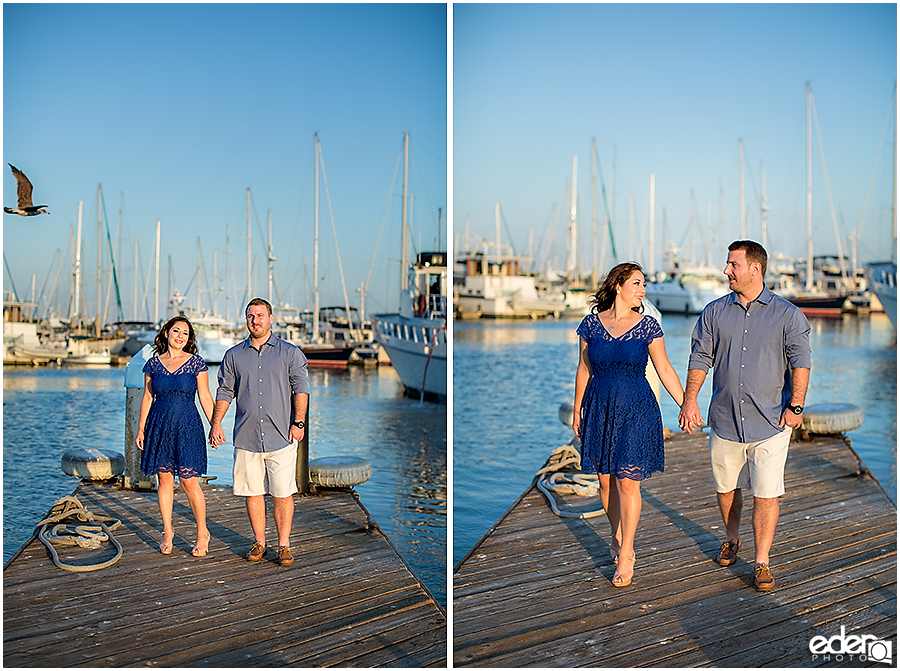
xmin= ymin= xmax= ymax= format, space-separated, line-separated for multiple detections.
xmin=213 ymin=249 xmax=218 ymax=316
xmin=73 ymin=202 xmax=83 ymax=326
xmin=154 ymin=219 xmax=160 ymax=324
xmin=225 ymin=225 xmax=231 ymax=323
xmin=314 ymin=133 xmax=320 ymax=341
xmin=246 ymin=188 xmax=251 ymax=302
xmin=267 ymin=209 xmax=275 ymax=303
xmin=196 ymin=239 xmax=202 ymax=314
xmin=97 ymin=183 xmax=102 ymax=336
xmin=806 ymin=82 xmax=814 ymax=291
xmin=568 ymin=155 xmax=578 ymax=280
xmin=133 ymin=237 xmax=138 ymax=321
xmin=495 ymin=202 xmax=501 ymax=261
xmin=761 ymin=159 xmax=769 ymax=252
xmin=401 ymin=132 xmax=409 ymax=293
xmin=649 ymin=173 xmax=655 ymax=275
xmin=591 ymin=139 xmax=598 ymax=278
xmin=628 ymin=191 xmax=634 ymax=262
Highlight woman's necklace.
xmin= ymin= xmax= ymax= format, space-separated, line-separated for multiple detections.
xmin=604 ymin=309 xmax=635 ymax=334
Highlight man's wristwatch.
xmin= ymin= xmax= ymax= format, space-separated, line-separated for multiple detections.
xmin=787 ymin=404 xmax=804 ymax=415
xmin=292 ymin=420 xmax=306 ymax=429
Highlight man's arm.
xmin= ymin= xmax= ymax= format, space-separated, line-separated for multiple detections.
xmin=290 ymin=392 xmax=309 ymax=442
xmin=209 ymin=399 xmax=231 ymax=446
xmin=678 ymin=368 xmax=707 ymax=432
xmin=779 ymin=367 xmax=810 ymax=429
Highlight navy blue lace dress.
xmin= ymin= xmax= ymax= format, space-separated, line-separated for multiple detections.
xmin=141 ymin=354 xmax=209 ymax=479
xmin=577 ymin=313 xmax=665 ymax=481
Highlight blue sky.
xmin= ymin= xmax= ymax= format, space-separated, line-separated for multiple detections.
xmin=3 ymin=3 xmax=447 ymax=324
xmin=454 ymin=3 xmax=897 ymax=276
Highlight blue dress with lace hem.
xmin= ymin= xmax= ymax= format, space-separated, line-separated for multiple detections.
xmin=577 ymin=313 xmax=665 ymax=481
xmin=140 ymin=353 xmax=209 ymax=479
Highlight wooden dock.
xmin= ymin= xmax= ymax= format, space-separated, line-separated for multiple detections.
xmin=4 ymin=481 xmax=446 ymax=667
xmin=454 ymin=431 xmax=896 ymax=667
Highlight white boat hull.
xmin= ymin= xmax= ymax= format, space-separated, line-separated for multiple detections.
xmin=64 ymin=352 xmax=112 ymax=365
xmin=865 ymin=262 xmax=897 ymax=328
xmin=373 ymin=314 xmax=446 ymax=400
xmin=196 ymin=335 xmax=237 ymax=364
xmin=645 ymin=282 xmax=729 ymax=314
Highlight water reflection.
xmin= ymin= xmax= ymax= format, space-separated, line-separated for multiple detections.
xmin=4 ymin=367 xmax=124 ymax=392
xmin=454 ymin=318 xmax=581 ymax=345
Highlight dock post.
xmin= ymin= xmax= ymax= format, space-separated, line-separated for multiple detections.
xmin=123 ymin=345 xmax=156 ymax=490
xmin=296 ymin=402 xmax=310 ymax=493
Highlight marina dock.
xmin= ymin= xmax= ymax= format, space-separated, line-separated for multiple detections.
xmin=453 ymin=431 xmax=896 ymax=667
xmin=4 ymin=481 xmax=446 ymax=667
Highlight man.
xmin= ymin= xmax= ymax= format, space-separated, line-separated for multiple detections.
xmin=210 ymin=298 xmax=309 ymax=566
xmin=678 ymin=240 xmax=811 ymax=591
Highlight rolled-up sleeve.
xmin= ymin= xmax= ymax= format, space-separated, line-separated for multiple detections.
xmin=289 ymin=346 xmax=310 ymax=395
xmin=216 ymin=348 xmax=237 ymax=403
xmin=688 ymin=307 xmax=716 ymax=372
xmin=784 ymin=308 xmax=812 ymax=370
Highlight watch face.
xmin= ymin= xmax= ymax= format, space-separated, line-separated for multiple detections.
xmin=792 ymin=406 xmax=803 ymax=414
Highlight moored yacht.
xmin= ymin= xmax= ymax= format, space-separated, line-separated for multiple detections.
xmin=3 ymin=295 xmax=67 ymax=365
xmin=865 ymin=261 xmax=897 ymax=328
xmin=373 ymin=251 xmax=447 ymax=401
xmin=455 ymin=250 xmax=555 ymax=319
xmin=645 ymin=265 xmax=730 ymax=314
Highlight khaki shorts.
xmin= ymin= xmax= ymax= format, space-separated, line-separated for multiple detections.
xmin=709 ymin=427 xmax=792 ymax=498
xmin=233 ymin=443 xmax=298 ymax=498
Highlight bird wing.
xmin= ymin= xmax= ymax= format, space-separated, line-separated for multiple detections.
xmin=8 ymin=164 xmax=34 ymax=208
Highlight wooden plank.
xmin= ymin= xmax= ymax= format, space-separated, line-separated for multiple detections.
xmin=4 ymin=481 xmax=446 ymax=668
xmin=453 ymin=432 xmax=896 ymax=667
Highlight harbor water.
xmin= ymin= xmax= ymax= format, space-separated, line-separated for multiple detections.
xmin=2 ymin=363 xmax=447 ymax=608
xmin=453 ymin=312 xmax=897 ymax=566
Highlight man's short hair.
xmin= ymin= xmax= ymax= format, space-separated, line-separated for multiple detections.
xmin=728 ymin=240 xmax=768 ymax=277
xmin=246 ymin=297 xmax=273 ymax=316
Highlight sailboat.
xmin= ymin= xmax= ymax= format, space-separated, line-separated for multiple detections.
xmin=372 ymin=133 xmax=447 ymax=401
xmin=274 ymin=135 xmax=362 ymax=366
xmin=785 ymin=83 xmax=852 ymax=316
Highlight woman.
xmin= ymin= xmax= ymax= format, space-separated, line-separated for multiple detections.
xmin=137 ymin=316 xmax=216 ymax=556
xmin=573 ymin=262 xmax=684 ymax=587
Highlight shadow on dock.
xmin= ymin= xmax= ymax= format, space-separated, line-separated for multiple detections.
xmin=453 ymin=431 xmax=896 ymax=667
xmin=4 ymin=481 xmax=446 ymax=667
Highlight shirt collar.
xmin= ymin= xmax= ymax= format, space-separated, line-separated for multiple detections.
xmin=242 ymin=332 xmax=277 ymax=349
xmin=729 ymin=284 xmax=773 ymax=306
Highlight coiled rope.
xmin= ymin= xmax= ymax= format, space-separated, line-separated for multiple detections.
xmin=535 ymin=443 xmax=607 ymax=519
xmin=34 ymin=496 xmax=123 ymax=572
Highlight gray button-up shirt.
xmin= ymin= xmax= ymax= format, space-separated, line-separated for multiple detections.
xmin=216 ymin=333 xmax=309 ymax=453
xmin=688 ymin=286 xmax=811 ymax=443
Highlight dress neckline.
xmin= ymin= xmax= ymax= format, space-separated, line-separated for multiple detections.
xmin=597 ymin=313 xmax=646 ymax=340
xmin=159 ymin=353 xmax=193 ymax=375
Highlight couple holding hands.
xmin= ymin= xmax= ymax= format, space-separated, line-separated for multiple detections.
xmin=135 ymin=298 xmax=309 ymax=566
xmin=573 ymin=240 xmax=811 ymax=591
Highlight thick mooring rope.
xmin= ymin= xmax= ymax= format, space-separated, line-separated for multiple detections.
xmin=535 ymin=443 xmax=607 ymax=519
xmin=35 ymin=496 xmax=123 ymax=572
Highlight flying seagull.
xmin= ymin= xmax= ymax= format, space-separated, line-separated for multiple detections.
xmin=4 ymin=164 xmax=49 ymax=216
